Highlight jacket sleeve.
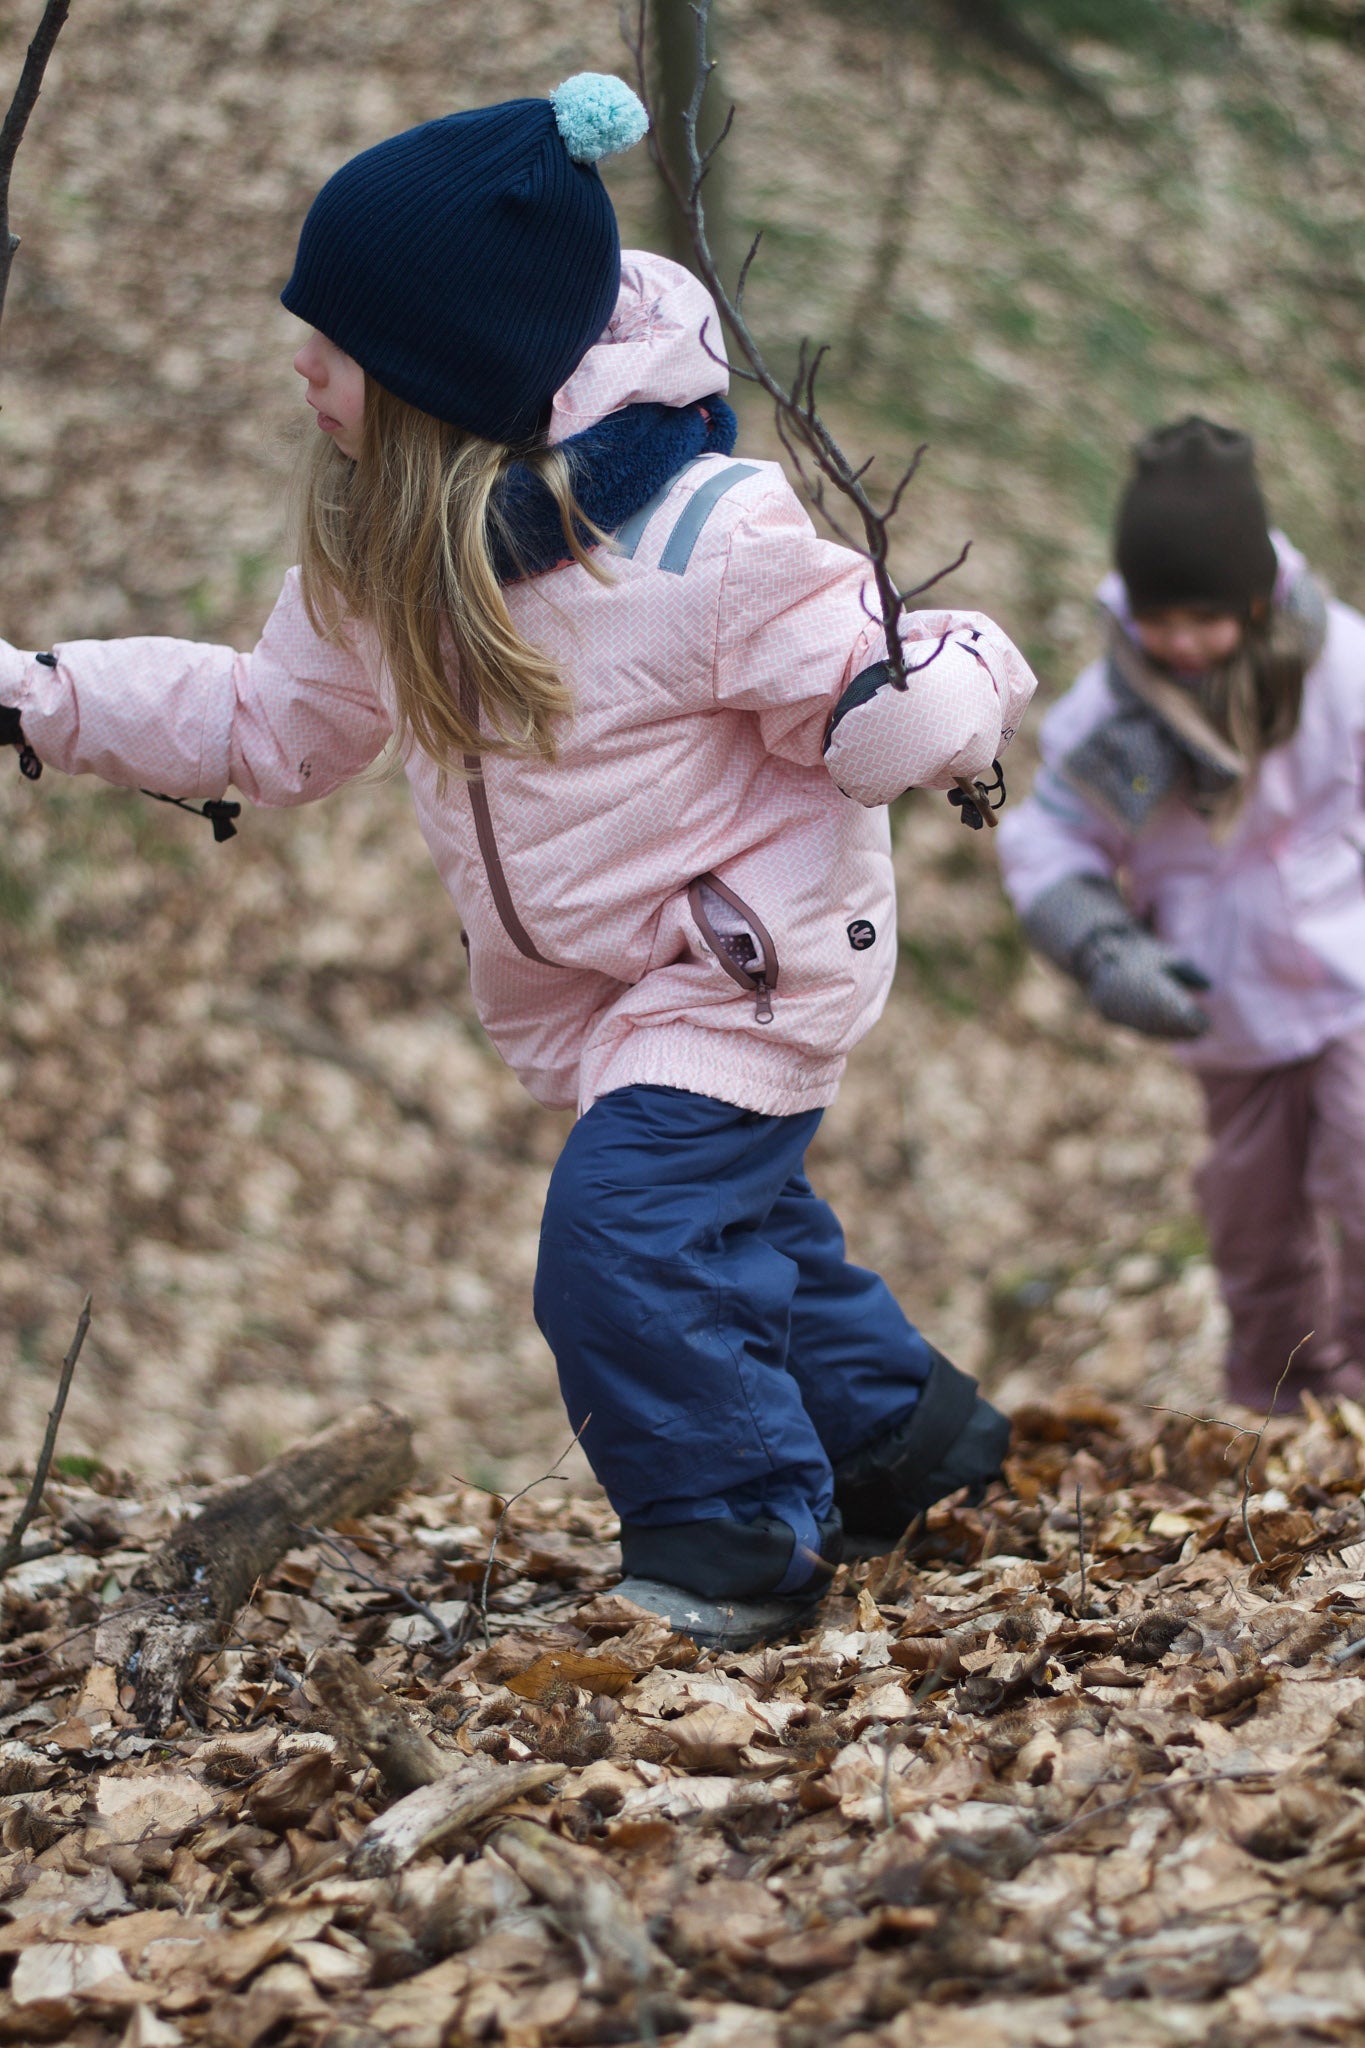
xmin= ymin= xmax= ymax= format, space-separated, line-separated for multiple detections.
xmin=995 ymin=665 xmax=1134 ymax=914
xmin=711 ymin=487 xmax=1036 ymax=800
xmin=0 ymin=567 xmax=391 ymax=804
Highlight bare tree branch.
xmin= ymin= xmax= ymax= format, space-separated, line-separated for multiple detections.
xmin=0 ymin=1294 xmax=91 ymax=1579
xmin=622 ymin=0 xmax=996 ymax=827
xmin=0 ymin=0 xmax=72 ymax=339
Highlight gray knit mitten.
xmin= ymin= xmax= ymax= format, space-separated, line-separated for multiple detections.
xmin=1022 ymin=873 xmax=1211 ymax=1039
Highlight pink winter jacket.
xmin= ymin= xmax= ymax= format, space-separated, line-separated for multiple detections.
xmin=2 ymin=252 xmax=1035 ymax=1116
xmin=998 ymin=540 xmax=1365 ymax=1071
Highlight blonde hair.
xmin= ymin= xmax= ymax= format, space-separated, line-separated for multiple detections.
xmin=296 ymin=377 xmax=609 ymax=772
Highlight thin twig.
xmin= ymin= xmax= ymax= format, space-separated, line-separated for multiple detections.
xmin=1033 ymin=1764 xmax=1276 ymax=1857
xmin=456 ymin=1417 xmax=592 ymax=1651
xmin=879 ymin=1731 xmax=897 ymax=1831
xmin=0 ymin=1296 xmax=92 ymax=1578
xmin=1148 ymin=1333 xmax=1311 ymax=1571
xmin=0 ymin=1594 xmax=167 ymax=1674
xmin=1240 ymin=1339 xmax=1308 ymax=1568
xmin=867 ymin=1510 xmax=926 ymax=1605
xmin=0 ymin=0 xmax=71 ymax=337
xmin=295 ymin=1524 xmax=467 ymax=1656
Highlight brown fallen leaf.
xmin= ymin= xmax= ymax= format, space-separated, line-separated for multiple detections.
xmin=504 ymin=1649 xmax=638 ymax=1701
xmin=665 ymin=1701 xmax=758 ymax=1771
xmin=93 ymin=1771 xmax=216 ymax=1844
xmin=666 ymin=1875 xmax=787 ymax=1964
xmin=9 ymin=1940 xmax=141 ymax=2007
xmin=246 ymin=1748 xmax=342 ymax=1832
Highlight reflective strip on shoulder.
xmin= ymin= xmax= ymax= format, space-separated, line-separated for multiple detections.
xmin=613 ymin=458 xmax=709 ymax=560
xmin=657 ymin=463 xmax=761 ymax=575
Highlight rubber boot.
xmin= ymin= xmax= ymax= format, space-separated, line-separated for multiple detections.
xmin=611 ymin=1576 xmax=830 ymax=1651
xmin=614 ymin=1510 xmax=842 ymax=1649
xmin=832 ymin=1349 xmax=1009 ymax=1552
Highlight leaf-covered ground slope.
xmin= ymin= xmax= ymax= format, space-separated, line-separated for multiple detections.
xmin=3 ymin=0 xmax=1364 ymax=1487
xmin=6 ymin=1394 xmax=1365 ymax=2044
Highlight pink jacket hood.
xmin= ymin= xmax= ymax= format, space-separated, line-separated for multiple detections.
xmin=549 ymin=251 xmax=729 ymax=442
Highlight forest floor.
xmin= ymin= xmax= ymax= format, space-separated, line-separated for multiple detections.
xmin=7 ymin=1394 xmax=1365 ymax=2046
xmin=2 ymin=0 xmax=1365 ymax=2039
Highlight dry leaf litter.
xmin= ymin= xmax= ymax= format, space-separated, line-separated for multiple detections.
xmin=7 ymin=1390 xmax=1365 ymax=2044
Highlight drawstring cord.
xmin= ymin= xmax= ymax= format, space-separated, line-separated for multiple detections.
xmin=137 ymin=789 xmax=241 ymax=842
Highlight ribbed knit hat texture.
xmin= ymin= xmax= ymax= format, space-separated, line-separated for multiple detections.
xmin=281 ymin=75 xmax=648 ymax=444
xmin=1114 ymin=416 xmax=1278 ymax=616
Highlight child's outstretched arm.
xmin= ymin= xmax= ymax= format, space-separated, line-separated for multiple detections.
xmin=997 ymin=678 xmax=1210 ymax=1040
xmin=0 ymin=568 xmax=391 ymax=808
xmin=711 ymin=484 xmax=1036 ymax=805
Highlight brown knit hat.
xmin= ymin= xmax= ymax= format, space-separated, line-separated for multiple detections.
xmin=1114 ymin=416 xmax=1278 ymax=616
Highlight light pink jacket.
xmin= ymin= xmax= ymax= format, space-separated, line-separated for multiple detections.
xmin=998 ymin=541 xmax=1365 ymax=1071
xmin=3 ymin=253 xmax=1035 ymax=1115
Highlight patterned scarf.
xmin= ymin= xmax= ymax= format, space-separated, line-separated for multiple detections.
xmin=1062 ymin=570 xmax=1327 ymax=839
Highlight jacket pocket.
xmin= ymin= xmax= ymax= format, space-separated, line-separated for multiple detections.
xmin=687 ymin=872 xmax=779 ymax=1024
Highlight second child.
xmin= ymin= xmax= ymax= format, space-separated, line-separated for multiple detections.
xmin=1000 ymin=417 xmax=1365 ymax=1413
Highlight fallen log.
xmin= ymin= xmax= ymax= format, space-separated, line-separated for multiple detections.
xmin=309 ymin=1644 xmax=450 ymax=1796
xmin=351 ymin=1760 xmax=566 ymax=1878
xmin=491 ymin=1819 xmax=677 ymax=1997
xmin=98 ymin=1402 xmax=415 ymax=1733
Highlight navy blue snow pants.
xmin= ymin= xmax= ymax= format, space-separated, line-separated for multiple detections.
xmin=533 ymin=1085 xmax=936 ymax=1599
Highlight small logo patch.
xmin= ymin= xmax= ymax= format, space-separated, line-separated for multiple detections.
xmin=847 ymin=919 xmax=877 ymax=952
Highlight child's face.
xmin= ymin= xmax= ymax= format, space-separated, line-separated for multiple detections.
xmin=1131 ymin=606 xmax=1244 ymax=677
xmin=293 ymin=330 xmax=365 ymax=458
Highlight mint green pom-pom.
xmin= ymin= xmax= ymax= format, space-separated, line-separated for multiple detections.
xmin=551 ymin=73 xmax=649 ymax=164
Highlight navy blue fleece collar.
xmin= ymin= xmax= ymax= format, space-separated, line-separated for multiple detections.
xmin=491 ymin=395 xmax=738 ymax=582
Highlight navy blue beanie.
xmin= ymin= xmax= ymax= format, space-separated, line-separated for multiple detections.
xmin=281 ymin=75 xmax=649 ymax=445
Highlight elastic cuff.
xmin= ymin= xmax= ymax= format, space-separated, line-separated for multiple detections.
xmin=832 ymin=1349 xmax=1010 ymax=1539
xmin=619 ymin=1509 xmax=842 ymax=1601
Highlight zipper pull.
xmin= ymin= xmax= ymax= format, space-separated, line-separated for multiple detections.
xmin=753 ymin=976 xmax=774 ymax=1024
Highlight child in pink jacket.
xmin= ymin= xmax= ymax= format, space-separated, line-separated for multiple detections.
xmin=0 ymin=76 xmax=1036 ymax=1644
xmin=999 ymin=417 xmax=1365 ymax=1414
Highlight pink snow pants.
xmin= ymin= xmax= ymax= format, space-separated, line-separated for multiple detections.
xmin=1195 ymin=1028 xmax=1365 ymax=1406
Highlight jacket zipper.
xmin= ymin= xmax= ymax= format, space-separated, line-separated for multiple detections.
xmin=687 ymin=872 xmax=780 ymax=1024
xmin=459 ymin=678 xmax=558 ymax=968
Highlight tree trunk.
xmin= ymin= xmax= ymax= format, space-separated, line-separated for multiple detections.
xmin=650 ymin=0 xmax=736 ymax=287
